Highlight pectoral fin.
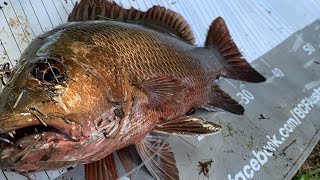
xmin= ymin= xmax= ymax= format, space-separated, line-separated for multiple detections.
xmin=141 ymin=77 xmax=185 ymax=108
xmin=117 ymin=147 xmax=133 ymax=179
xmin=154 ymin=116 xmax=221 ymax=136
xmin=202 ymin=84 xmax=244 ymax=115
xmin=84 ymin=147 xmax=134 ymax=180
xmin=85 ymin=153 xmax=118 ymax=180
xmin=135 ymin=135 xmax=179 ymax=180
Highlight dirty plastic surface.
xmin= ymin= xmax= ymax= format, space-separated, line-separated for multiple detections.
xmin=59 ymin=19 xmax=320 ymax=180
xmin=0 ymin=0 xmax=319 ymax=179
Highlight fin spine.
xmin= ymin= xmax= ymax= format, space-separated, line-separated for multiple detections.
xmin=68 ymin=0 xmax=196 ymax=44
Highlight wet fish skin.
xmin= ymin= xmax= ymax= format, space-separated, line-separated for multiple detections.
xmin=0 ymin=1 xmax=265 ymax=176
xmin=0 ymin=20 xmax=213 ymax=172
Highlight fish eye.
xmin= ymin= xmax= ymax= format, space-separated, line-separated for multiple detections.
xmin=31 ymin=59 xmax=66 ymax=83
xmin=44 ymin=67 xmax=61 ymax=82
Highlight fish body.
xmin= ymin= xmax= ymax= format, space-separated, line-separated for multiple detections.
xmin=0 ymin=0 xmax=265 ymax=178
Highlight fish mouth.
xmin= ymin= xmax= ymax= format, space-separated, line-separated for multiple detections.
xmin=0 ymin=114 xmax=82 ymax=141
xmin=0 ymin=114 xmax=82 ymax=160
xmin=0 ymin=125 xmax=73 ymax=151
xmin=0 ymin=114 xmax=84 ymax=171
xmin=0 ymin=126 xmax=74 ymax=172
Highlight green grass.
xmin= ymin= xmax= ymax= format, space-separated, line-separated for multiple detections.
xmin=293 ymin=142 xmax=320 ymax=180
xmin=293 ymin=168 xmax=320 ymax=180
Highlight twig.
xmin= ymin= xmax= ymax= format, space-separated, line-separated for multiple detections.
xmin=11 ymin=136 xmax=41 ymax=161
xmin=13 ymin=91 xmax=24 ymax=108
xmin=97 ymin=15 xmax=114 ymax=21
xmin=45 ymin=61 xmax=59 ymax=83
xmin=33 ymin=113 xmax=47 ymax=127
xmin=0 ymin=137 xmax=13 ymax=144
xmin=280 ymin=139 xmax=297 ymax=156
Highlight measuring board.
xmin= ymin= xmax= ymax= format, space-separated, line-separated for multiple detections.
xmin=168 ymin=20 xmax=320 ymax=180
xmin=0 ymin=0 xmax=319 ymax=180
xmin=58 ymin=19 xmax=320 ymax=180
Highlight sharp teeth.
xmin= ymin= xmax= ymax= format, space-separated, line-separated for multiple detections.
xmin=12 ymin=130 xmax=16 ymax=135
xmin=35 ymin=128 xmax=38 ymax=133
xmin=8 ymin=132 xmax=14 ymax=138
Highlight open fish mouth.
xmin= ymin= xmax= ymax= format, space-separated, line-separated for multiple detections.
xmin=0 ymin=125 xmax=74 ymax=164
xmin=0 ymin=125 xmax=73 ymax=151
xmin=0 ymin=114 xmax=83 ymax=168
xmin=0 ymin=122 xmax=83 ymax=172
xmin=0 ymin=113 xmax=82 ymax=142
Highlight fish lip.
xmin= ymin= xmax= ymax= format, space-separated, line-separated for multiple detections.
xmin=0 ymin=113 xmax=82 ymax=143
xmin=0 ymin=114 xmax=83 ymax=167
xmin=0 ymin=131 xmax=72 ymax=171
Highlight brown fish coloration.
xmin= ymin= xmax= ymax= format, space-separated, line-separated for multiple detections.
xmin=0 ymin=0 xmax=265 ymax=179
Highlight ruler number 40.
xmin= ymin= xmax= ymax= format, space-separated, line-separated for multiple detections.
xmin=237 ymin=90 xmax=254 ymax=105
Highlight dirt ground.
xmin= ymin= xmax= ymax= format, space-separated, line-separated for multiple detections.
xmin=294 ymin=141 xmax=320 ymax=179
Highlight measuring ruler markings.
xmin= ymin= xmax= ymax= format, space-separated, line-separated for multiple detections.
xmin=0 ymin=1 xmax=319 ymax=179
xmin=224 ymin=20 xmax=320 ymax=180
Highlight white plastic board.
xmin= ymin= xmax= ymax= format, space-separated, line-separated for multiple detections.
xmin=0 ymin=0 xmax=319 ymax=179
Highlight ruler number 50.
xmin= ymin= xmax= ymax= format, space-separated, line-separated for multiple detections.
xmin=302 ymin=43 xmax=315 ymax=55
xmin=237 ymin=90 xmax=254 ymax=105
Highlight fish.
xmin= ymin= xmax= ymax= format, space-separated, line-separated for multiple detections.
xmin=0 ymin=0 xmax=265 ymax=179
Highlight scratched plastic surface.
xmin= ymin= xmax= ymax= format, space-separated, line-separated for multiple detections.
xmin=0 ymin=0 xmax=320 ymax=180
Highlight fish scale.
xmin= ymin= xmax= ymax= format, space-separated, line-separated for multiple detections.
xmin=0 ymin=1 xmax=265 ymax=179
xmin=64 ymin=21 xmax=208 ymax=109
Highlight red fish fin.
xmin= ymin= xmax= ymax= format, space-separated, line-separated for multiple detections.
xmin=141 ymin=77 xmax=185 ymax=108
xmin=135 ymin=135 xmax=179 ymax=180
xmin=117 ymin=147 xmax=133 ymax=179
xmin=85 ymin=153 xmax=118 ymax=180
xmin=154 ymin=116 xmax=221 ymax=136
xmin=68 ymin=0 xmax=195 ymax=44
xmin=202 ymin=84 xmax=244 ymax=115
xmin=143 ymin=6 xmax=195 ymax=44
xmin=205 ymin=17 xmax=266 ymax=83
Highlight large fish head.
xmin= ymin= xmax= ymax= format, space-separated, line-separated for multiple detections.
xmin=0 ymin=27 xmax=129 ymax=172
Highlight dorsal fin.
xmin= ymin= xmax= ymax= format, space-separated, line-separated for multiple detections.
xmin=68 ymin=0 xmax=196 ymax=44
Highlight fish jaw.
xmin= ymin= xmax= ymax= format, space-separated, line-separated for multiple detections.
xmin=0 ymin=113 xmax=89 ymax=172
xmin=0 ymin=110 xmax=136 ymax=172
xmin=0 ymin=122 xmax=130 ymax=173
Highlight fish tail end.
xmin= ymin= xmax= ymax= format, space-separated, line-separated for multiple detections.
xmin=205 ymin=17 xmax=266 ymax=83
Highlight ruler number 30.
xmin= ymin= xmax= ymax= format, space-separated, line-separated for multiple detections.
xmin=237 ymin=90 xmax=254 ymax=105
